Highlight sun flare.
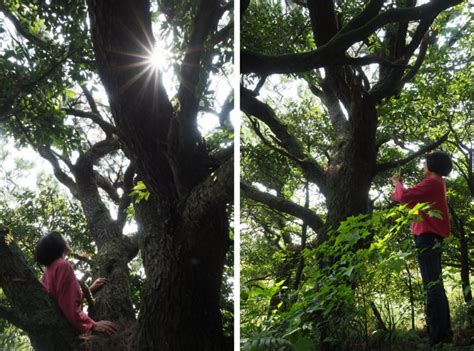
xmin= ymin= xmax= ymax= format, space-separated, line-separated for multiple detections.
xmin=147 ymin=46 xmax=167 ymax=70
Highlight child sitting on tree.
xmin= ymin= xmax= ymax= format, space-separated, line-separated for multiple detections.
xmin=391 ymin=151 xmax=453 ymax=346
xmin=36 ymin=231 xmax=117 ymax=335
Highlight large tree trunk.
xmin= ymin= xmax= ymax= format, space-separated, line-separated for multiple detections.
xmin=325 ymin=98 xmax=378 ymax=236
xmin=0 ymin=228 xmax=83 ymax=351
xmin=134 ymin=198 xmax=230 ymax=350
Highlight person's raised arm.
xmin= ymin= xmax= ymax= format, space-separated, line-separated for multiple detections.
xmin=391 ymin=177 xmax=434 ymax=206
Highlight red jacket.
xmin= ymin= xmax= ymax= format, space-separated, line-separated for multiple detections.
xmin=392 ymin=175 xmax=450 ymax=237
xmin=40 ymin=258 xmax=95 ymax=334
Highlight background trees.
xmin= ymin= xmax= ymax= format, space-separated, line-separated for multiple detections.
xmin=0 ymin=0 xmax=233 ymax=350
xmin=241 ymin=0 xmax=472 ymax=349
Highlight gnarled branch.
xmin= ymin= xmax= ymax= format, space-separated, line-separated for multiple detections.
xmin=182 ymin=157 xmax=234 ymax=224
xmin=117 ymin=163 xmax=135 ymax=229
xmin=241 ymin=87 xmax=327 ymax=193
xmin=241 ymin=182 xmax=325 ymax=235
xmin=37 ymin=145 xmax=78 ymax=197
xmin=63 ymin=108 xmax=120 ymax=137
xmin=241 ymin=0 xmax=461 ymax=75
xmin=375 ymin=132 xmax=449 ymax=173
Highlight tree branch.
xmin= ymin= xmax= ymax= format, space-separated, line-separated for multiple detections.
xmin=79 ymin=137 xmax=121 ymax=166
xmin=63 ymin=108 xmax=120 ymax=137
xmin=209 ymin=144 xmax=234 ymax=168
xmin=211 ymin=21 xmax=233 ymax=45
xmin=117 ymin=163 xmax=135 ymax=229
xmin=375 ymin=132 xmax=449 ymax=173
xmin=241 ymin=87 xmax=327 ymax=192
xmin=81 ymin=85 xmax=100 ymax=115
xmin=94 ymin=171 xmax=120 ymax=204
xmin=177 ymin=0 xmax=221 ymax=122
xmin=241 ymin=183 xmax=325 ymax=234
xmin=241 ymin=0 xmax=461 ymax=75
xmin=307 ymin=0 xmax=339 ymax=46
xmin=182 ymin=157 xmax=234 ymax=224
xmin=0 ymin=304 xmax=25 ymax=329
xmin=37 ymin=145 xmax=78 ymax=196
xmin=400 ymin=30 xmax=433 ymax=86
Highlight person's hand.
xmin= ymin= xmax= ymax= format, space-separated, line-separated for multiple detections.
xmin=90 ymin=277 xmax=108 ymax=293
xmin=391 ymin=174 xmax=402 ymax=186
xmin=92 ymin=320 xmax=118 ymax=335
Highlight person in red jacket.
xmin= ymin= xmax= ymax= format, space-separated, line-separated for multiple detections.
xmin=391 ymin=151 xmax=453 ymax=346
xmin=35 ymin=231 xmax=117 ymax=335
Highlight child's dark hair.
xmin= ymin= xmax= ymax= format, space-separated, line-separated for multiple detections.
xmin=35 ymin=231 xmax=68 ymax=266
xmin=426 ymin=151 xmax=452 ymax=177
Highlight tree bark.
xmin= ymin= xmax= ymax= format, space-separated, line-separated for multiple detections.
xmin=134 ymin=194 xmax=231 ymax=350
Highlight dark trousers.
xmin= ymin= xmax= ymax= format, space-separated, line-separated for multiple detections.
xmin=415 ymin=233 xmax=452 ymax=345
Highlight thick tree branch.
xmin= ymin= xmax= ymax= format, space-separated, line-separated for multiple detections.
xmin=400 ymin=39 xmax=429 ymax=85
xmin=0 ymin=304 xmax=25 ymax=329
xmin=63 ymin=108 xmax=120 ymax=137
xmin=375 ymin=133 xmax=449 ymax=173
xmin=338 ymin=0 xmax=385 ymax=35
xmin=241 ymin=87 xmax=327 ymax=192
xmin=94 ymin=171 xmax=120 ymax=204
xmin=211 ymin=21 xmax=233 ymax=45
xmin=307 ymin=0 xmax=339 ymax=46
xmin=182 ymin=158 xmax=234 ymax=224
xmin=241 ymin=183 xmax=325 ymax=234
xmin=79 ymin=137 xmax=120 ymax=166
xmin=81 ymin=85 xmax=100 ymax=115
xmin=117 ymin=163 xmax=135 ymax=229
xmin=37 ymin=145 xmax=78 ymax=196
xmin=177 ymin=0 xmax=221 ymax=122
xmin=249 ymin=117 xmax=298 ymax=162
xmin=209 ymin=144 xmax=234 ymax=168
xmin=241 ymin=0 xmax=461 ymax=75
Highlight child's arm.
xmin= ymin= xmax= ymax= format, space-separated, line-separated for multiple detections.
xmin=392 ymin=177 xmax=434 ymax=205
xmin=55 ymin=261 xmax=95 ymax=334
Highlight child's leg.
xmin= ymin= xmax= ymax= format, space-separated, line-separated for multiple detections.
xmin=415 ymin=233 xmax=451 ymax=345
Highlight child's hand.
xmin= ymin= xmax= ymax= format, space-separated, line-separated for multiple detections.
xmin=92 ymin=320 xmax=118 ymax=335
xmin=391 ymin=174 xmax=402 ymax=186
xmin=90 ymin=277 xmax=109 ymax=293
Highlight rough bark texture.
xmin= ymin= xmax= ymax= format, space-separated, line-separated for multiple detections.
xmin=0 ymin=228 xmax=83 ymax=351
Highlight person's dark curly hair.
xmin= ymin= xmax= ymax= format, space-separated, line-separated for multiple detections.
xmin=426 ymin=151 xmax=452 ymax=177
xmin=35 ymin=231 xmax=68 ymax=266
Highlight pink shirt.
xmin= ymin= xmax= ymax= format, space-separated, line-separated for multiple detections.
xmin=392 ymin=175 xmax=450 ymax=237
xmin=40 ymin=258 xmax=95 ymax=334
